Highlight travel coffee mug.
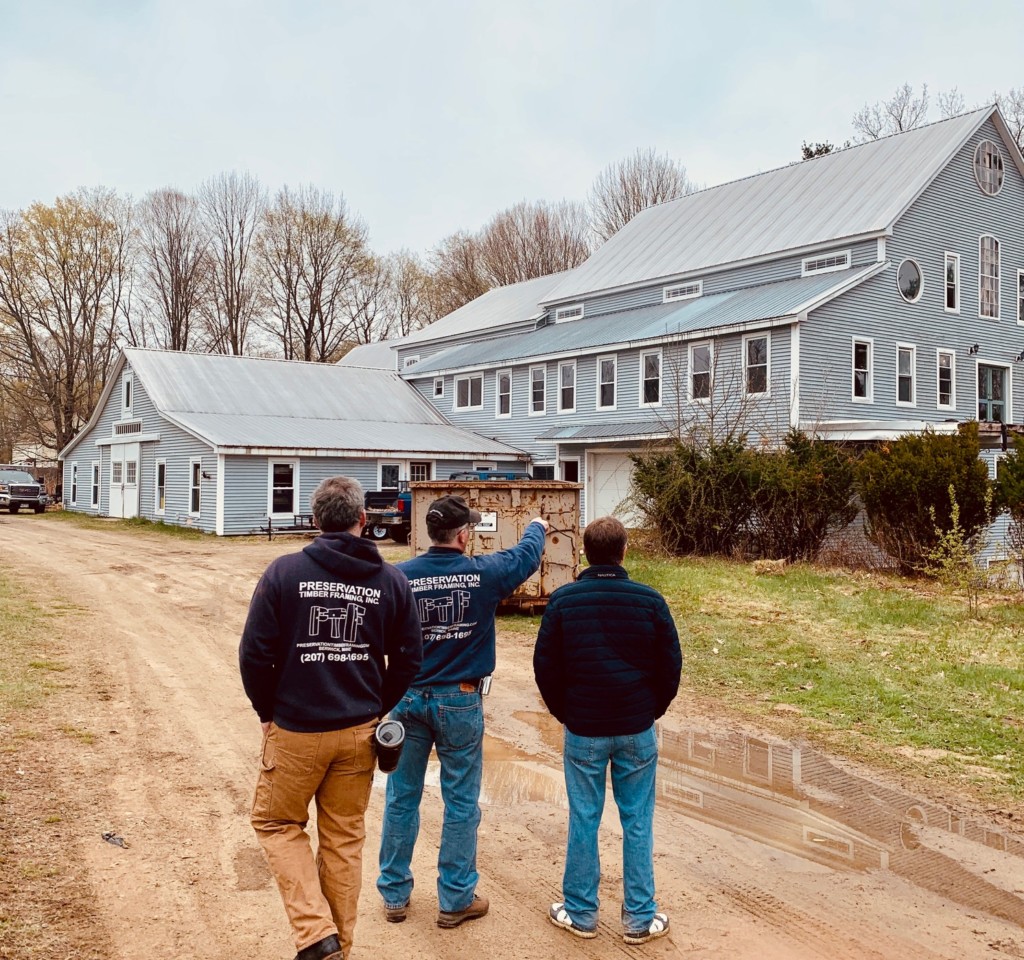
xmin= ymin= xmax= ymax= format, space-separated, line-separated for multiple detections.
xmin=375 ymin=719 xmax=405 ymax=773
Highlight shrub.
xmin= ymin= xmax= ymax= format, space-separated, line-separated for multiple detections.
xmin=744 ymin=431 xmax=859 ymax=561
xmin=994 ymin=434 xmax=1024 ymax=584
xmin=630 ymin=437 xmax=758 ymax=556
xmin=856 ymin=424 xmax=992 ymax=573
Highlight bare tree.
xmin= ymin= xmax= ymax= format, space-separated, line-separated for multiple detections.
xmin=477 ymin=199 xmax=591 ymax=286
xmin=345 ymin=255 xmax=393 ymax=346
xmin=385 ymin=249 xmax=437 ymax=337
xmin=198 ymin=171 xmax=265 ymax=355
xmin=0 ymin=189 xmax=132 ymax=453
xmin=994 ymin=88 xmax=1024 ymax=150
xmin=135 ymin=188 xmax=210 ymax=351
xmin=259 ymin=185 xmax=369 ymax=361
xmin=852 ymin=83 xmax=932 ymax=140
xmin=936 ymin=87 xmax=966 ymax=119
xmin=588 ymin=148 xmax=696 ymax=242
xmin=427 ymin=231 xmax=490 ymax=317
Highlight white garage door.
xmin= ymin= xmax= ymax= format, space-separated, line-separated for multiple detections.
xmin=589 ymin=452 xmax=640 ymax=526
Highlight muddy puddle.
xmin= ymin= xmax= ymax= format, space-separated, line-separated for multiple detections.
xmin=373 ymin=707 xmax=1024 ymax=925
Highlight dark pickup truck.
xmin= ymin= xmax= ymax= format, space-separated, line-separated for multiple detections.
xmin=362 ymin=471 xmax=533 ymax=544
xmin=0 ymin=466 xmax=48 ymax=514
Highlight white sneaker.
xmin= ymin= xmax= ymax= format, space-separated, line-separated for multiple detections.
xmin=623 ymin=912 xmax=670 ymax=944
xmin=548 ymin=902 xmax=598 ymax=939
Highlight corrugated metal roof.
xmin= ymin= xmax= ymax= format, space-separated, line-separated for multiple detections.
xmin=124 ymin=349 xmax=525 ymax=457
xmin=401 ymin=271 xmax=570 ymax=346
xmin=543 ymin=109 xmax=993 ymax=303
xmin=407 ymin=266 xmax=880 ymax=375
xmin=537 ymin=420 xmax=671 ymax=441
xmin=336 ymin=340 xmax=400 ymax=369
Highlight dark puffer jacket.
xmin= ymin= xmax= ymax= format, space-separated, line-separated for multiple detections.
xmin=533 ymin=564 xmax=682 ymax=737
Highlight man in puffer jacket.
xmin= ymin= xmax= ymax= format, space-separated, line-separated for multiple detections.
xmin=534 ymin=515 xmax=681 ymax=945
xmin=240 ymin=476 xmax=422 ymax=960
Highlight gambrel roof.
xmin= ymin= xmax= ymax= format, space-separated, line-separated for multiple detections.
xmin=407 ymin=264 xmax=884 ymax=376
xmin=543 ymin=106 xmax=1023 ymax=304
xmin=61 ymin=349 xmax=527 ymax=459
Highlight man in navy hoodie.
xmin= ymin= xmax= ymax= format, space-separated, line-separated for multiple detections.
xmin=240 ymin=476 xmax=422 ymax=960
xmin=376 ymin=494 xmax=547 ymax=929
xmin=534 ymin=516 xmax=681 ymax=945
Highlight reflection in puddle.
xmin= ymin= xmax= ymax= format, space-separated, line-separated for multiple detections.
xmin=511 ymin=709 xmax=1024 ymax=926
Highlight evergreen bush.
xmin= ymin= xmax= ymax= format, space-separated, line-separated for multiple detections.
xmin=856 ymin=423 xmax=992 ymax=573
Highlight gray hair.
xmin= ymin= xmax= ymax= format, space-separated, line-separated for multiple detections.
xmin=310 ymin=476 xmax=364 ymax=533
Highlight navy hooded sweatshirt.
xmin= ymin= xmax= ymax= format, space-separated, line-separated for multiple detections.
xmin=397 ymin=520 xmax=546 ymax=685
xmin=239 ymin=532 xmax=423 ymax=732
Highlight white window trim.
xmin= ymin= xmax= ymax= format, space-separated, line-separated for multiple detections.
xmin=121 ymin=373 xmax=133 ymax=420
xmin=742 ymin=333 xmax=771 ymax=398
xmin=433 ymin=377 xmax=444 ymax=398
xmin=596 ymin=354 xmax=618 ymax=411
xmin=90 ymin=460 xmax=100 ymax=509
xmin=639 ymin=348 xmax=663 ymax=408
xmin=557 ymin=359 xmax=577 ymax=414
xmin=852 ymin=337 xmax=874 ymax=404
xmin=944 ymin=252 xmax=960 ymax=315
xmin=268 ymin=459 xmax=300 ymax=518
xmin=154 ymin=458 xmax=166 ymax=516
xmin=1017 ymin=268 xmax=1024 ymax=327
xmin=895 ymin=343 xmax=917 ymax=408
xmin=897 ymin=258 xmax=924 ymax=304
xmin=801 ymin=250 xmax=851 ymax=276
xmin=409 ymin=460 xmax=432 ymax=483
xmin=473 ymin=462 xmax=498 ymax=471
xmin=70 ymin=463 xmax=78 ymax=506
xmin=528 ymin=364 xmax=547 ymax=416
xmin=495 ymin=368 xmax=512 ymax=419
xmin=378 ymin=461 xmax=402 ymax=491
xmin=976 ymin=359 xmax=1013 ymax=424
xmin=531 ymin=462 xmax=555 ymax=481
xmin=453 ymin=373 xmax=484 ymax=411
xmin=688 ymin=341 xmax=713 ymax=404
xmin=974 ymin=140 xmax=1005 ymax=196
xmin=554 ymin=304 xmax=584 ymax=323
xmin=403 ymin=355 xmax=420 ymax=369
xmin=978 ymin=234 xmax=1000 ymax=320
xmin=559 ymin=457 xmax=581 ymax=483
xmin=189 ymin=459 xmax=202 ymax=517
xmin=936 ymin=349 xmax=956 ymax=411
xmin=663 ymin=280 xmax=703 ymax=302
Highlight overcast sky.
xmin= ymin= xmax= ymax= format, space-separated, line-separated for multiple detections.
xmin=1 ymin=1 xmax=1022 ymax=256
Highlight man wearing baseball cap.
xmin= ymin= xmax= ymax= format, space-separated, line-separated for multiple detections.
xmin=377 ymin=494 xmax=548 ymax=928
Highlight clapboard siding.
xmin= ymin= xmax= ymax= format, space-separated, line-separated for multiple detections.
xmin=800 ymin=120 xmax=1024 ymax=427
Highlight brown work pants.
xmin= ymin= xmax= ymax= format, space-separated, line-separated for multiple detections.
xmin=251 ymin=720 xmax=376 ymax=957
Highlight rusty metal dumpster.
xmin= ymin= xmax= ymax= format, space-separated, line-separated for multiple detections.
xmin=409 ymin=480 xmax=581 ymax=612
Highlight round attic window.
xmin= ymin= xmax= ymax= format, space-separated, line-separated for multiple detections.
xmin=897 ymin=259 xmax=922 ymax=303
xmin=974 ymin=140 xmax=1004 ymax=196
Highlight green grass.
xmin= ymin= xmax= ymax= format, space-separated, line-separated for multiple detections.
xmin=499 ymin=552 xmax=1024 ymax=800
xmin=38 ymin=509 xmax=210 ymax=540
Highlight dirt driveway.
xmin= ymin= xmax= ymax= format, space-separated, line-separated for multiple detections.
xmin=1 ymin=517 xmax=1023 ymax=960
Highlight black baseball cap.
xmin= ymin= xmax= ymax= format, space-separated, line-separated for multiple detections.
xmin=425 ymin=494 xmax=482 ymax=527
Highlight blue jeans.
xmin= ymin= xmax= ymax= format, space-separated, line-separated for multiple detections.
xmin=561 ymin=724 xmax=659 ymax=933
xmin=376 ymin=685 xmax=484 ymax=913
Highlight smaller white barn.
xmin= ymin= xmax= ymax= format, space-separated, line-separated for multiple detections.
xmin=59 ymin=349 xmax=529 ymax=535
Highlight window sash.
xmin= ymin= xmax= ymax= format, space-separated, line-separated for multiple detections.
xmin=597 ymin=357 xmax=616 ymax=408
xmin=944 ymin=253 xmax=959 ymax=312
xmin=937 ymin=352 xmax=954 ymax=408
xmin=455 ymin=375 xmax=482 ymax=409
xmin=190 ymin=462 xmax=201 ymax=514
xmin=980 ymin=236 xmax=1000 ymax=318
xmin=156 ymin=462 xmax=166 ymax=512
xmin=853 ymin=341 xmax=871 ymax=399
xmin=271 ymin=463 xmax=294 ymax=514
xmin=691 ymin=345 xmax=711 ymax=400
xmin=530 ymin=367 xmax=546 ymax=413
xmin=558 ymin=362 xmax=575 ymax=411
xmin=744 ymin=337 xmax=768 ymax=394
xmin=897 ymin=347 xmax=914 ymax=404
xmin=497 ymin=371 xmax=511 ymax=416
xmin=641 ymin=352 xmax=661 ymax=404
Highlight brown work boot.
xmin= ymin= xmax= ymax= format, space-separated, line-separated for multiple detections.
xmin=295 ymin=933 xmax=343 ymax=960
xmin=437 ymin=894 xmax=489 ymax=928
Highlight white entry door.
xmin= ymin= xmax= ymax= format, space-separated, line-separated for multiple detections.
xmin=109 ymin=443 xmax=140 ymax=518
xmin=588 ymin=452 xmax=639 ymax=526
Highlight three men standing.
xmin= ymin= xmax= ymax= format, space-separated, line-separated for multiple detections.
xmin=240 ymin=477 xmax=423 ymax=960
xmin=376 ymin=495 xmax=548 ymax=928
xmin=534 ymin=516 xmax=682 ymax=944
